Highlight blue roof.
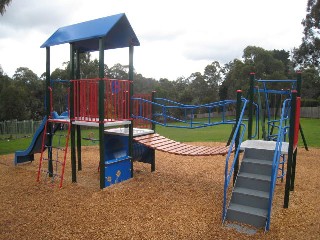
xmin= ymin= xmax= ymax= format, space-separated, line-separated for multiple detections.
xmin=40 ymin=13 xmax=140 ymax=52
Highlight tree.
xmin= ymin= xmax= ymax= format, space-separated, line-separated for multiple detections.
xmin=108 ymin=63 xmax=129 ymax=79
xmin=0 ymin=0 xmax=12 ymax=15
xmin=133 ymin=73 xmax=158 ymax=94
xmin=219 ymin=46 xmax=292 ymax=100
xmin=0 ymin=69 xmax=11 ymax=108
xmin=204 ymin=61 xmax=224 ymax=101
xmin=301 ymin=67 xmax=320 ymax=99
xmin=293 ymin=0 xmax=320 ymax=68
xmin=12 ymin=67 xmax=44 ymax=120
xmin=0 ymin=84 xmax=29 ymax=120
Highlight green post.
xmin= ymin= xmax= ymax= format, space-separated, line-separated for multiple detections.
xmin=46 ymin=47 xmax=53 ymax=177
xmin=296 ymin=71 xmax=302 ymax=97
xmin=233 ymin=90 xmax=242 ymax=185
xmin=45 ymin=47 xmax=51 ymax=117
xmin=248 ymin=73 xmax=255 ymax=140
xmin=151 ymin=91 xmax=156 ymax=132
xmin=290 ymin=148 xmax=298 ymax=191
xmin=70 ymin=43 xmax=77 ymax=183
xmin=284 ymin=91 xmax=297 ymax=208
xmin=99 ymin=38 xmax=106 ymax=189
xmin=151 ymin=91 xmax=156 ymax=172
xmin=75 ymin=50 xmax=82 ymax=171
xmin=129 ymin=45 xmax=134 ymax=177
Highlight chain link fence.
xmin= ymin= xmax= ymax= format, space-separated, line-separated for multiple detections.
xmin=0 ymin=119 xmax=42 ymax=139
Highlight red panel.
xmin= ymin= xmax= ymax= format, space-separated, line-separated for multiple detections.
xmin=70 ymin=78 xmax=131 ymax=123
xmin=132 ymin=93 xmax=152 ymax=129
xmin=293 ymin=97 xmax=301 ymax=150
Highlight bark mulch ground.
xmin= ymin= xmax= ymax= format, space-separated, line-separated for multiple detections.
xmin=0 ymin=143 xmax=319 ymax=239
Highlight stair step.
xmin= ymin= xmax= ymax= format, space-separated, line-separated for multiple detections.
xmin=243 ymin=158 xmax=272 ymax=166
xmin=226 ymin=203 xmax=267 ymax=228
xmin=234 ymin=187 xmax=269 ymax=199
xmin=236 ymin=173 xmax=271 ymax=192
xmin=238 ymin=172 xmax=270 ymax=181
xmin=243 ymin=148 xmax=274 ymax=161
xmin=241 ymin=158 xmax=273 ymax=176
xmin=228 ymin=203 xmax=268 ymax=217
xmin=231 ymin=187 xmax=269 ymax=209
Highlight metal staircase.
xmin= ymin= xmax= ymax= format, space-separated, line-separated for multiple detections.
xmin=223 ymin=139 xmax=289 ymax=230
xmin=225 ymin=147 xmax=274 ymax=228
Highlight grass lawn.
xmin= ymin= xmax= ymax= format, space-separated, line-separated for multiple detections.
xmin=156 ymin=118 xmax=320 ymax=148
xmin=0 ymin=129 xmax=100 ymax=155
xmin=0 ymin=118 xmax=319 ymax=155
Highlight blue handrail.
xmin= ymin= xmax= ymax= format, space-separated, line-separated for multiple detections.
xmin=132 ymin=97 xmax=238 ymax=129
xmin=222 ymin=98 xmax=248 ymax=222
xmin=265 ymin=98 xmax=291 ymax=230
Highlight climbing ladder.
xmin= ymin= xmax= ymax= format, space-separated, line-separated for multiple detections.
xmin=37 ymin=118 xmax=71 ymax=188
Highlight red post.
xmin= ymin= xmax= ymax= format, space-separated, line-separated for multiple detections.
xmin=293 ymin=97 xmax=301 ymax=150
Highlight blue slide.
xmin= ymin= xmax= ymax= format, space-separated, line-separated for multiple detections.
xmin=14 ymin=112 xmax=69 ymax=165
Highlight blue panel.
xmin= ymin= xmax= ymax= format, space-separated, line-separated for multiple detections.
xmin=105 ymin=157 xmax=131 ymax=187
xmin=133 ymin=141 xmax=154 ymax=164
xmin=41 ymin=13 xmax=140 ymax=52
xmin=104 ymin=134 xmax=129 ymax=161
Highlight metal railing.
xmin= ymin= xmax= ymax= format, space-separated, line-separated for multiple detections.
xmin=265 ymin=98 xmax=291 ymax=230
xmin=222 ymin=98 xmax=248 ymax=222
xmin=70 ymin=78 xmax=131 ymax=122
xmin=132 ymin=97 xmax=238 ymax=129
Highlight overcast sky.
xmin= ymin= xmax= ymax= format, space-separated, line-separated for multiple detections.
xmin=0 ymin=0 xmax=307 ymax=80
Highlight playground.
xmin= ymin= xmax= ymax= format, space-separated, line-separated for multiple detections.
xmin=0 ymin=145 xmax=319 ymax=239
xmin=1 ymin=13 xmax=320 ymax=238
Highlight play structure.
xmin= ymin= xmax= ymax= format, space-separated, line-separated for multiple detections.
xmin=13 ymin=13 xmax=303 ymax=231
xmin=222 ymin=73 xmax=302 ymax=230
xmin=14 ymin=111 xmax=69 ymax=165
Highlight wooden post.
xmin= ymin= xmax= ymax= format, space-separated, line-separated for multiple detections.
xmin=151 ymin=91 xmax=156 ymax=172
xmin=284 ymin=91 xmax=297 ymax=208
xmin=129 ymin=45 xmax=134 ymax=177
xmin=70 ymin=43 xmax=77 ymax=183
xmin=46 ymin=47 xmax=53 ymax=177
xmin=75 ymin=50 xmax=82 ymax=171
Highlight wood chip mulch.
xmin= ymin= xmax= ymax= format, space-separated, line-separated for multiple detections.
xmin=0 ymin=143 xmax=319 ymax=240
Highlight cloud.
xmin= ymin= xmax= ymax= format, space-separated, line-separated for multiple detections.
xmin=0 ymin=0 xmax=307 ymax=80
xmin=0 ymin=0 xmax=77 ymax=37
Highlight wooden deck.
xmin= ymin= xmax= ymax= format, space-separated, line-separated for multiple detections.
xmin=133 ymin=134 xmax=231 ymax=156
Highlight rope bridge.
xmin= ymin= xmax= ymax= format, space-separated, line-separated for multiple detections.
xmin=134 ymin=133 xmax=231 ymax=156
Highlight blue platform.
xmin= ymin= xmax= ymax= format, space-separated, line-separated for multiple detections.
xmin=104 ymin=128 xmax=155 ymax=187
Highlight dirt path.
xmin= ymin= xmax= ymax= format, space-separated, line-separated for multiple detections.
xmin=0 ymin=144 xmax=319 ymax=239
